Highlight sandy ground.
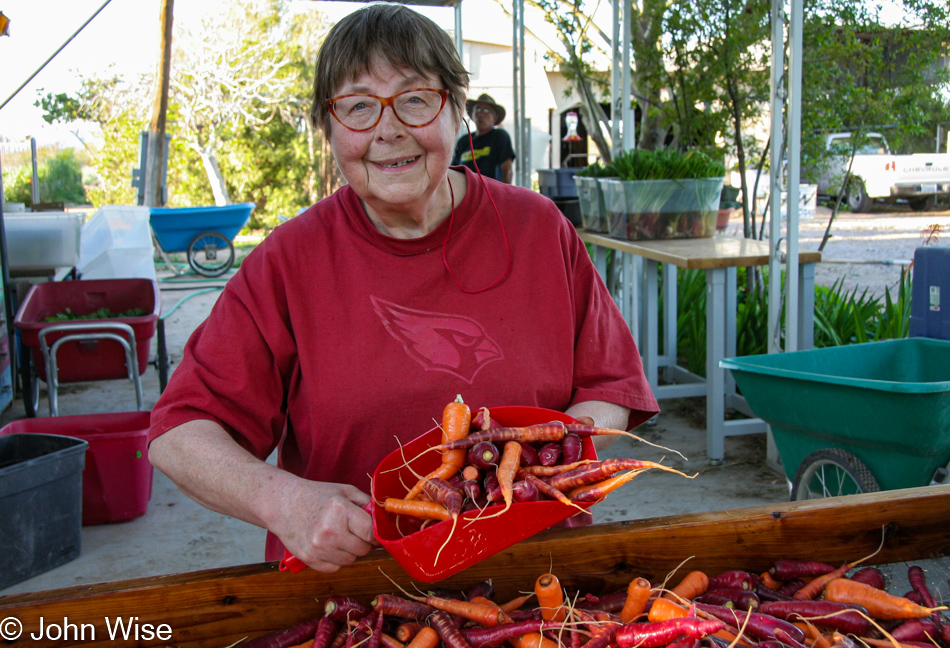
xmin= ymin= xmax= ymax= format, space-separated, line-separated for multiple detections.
xmin=1 ymin=202 xmax=946 ymax=595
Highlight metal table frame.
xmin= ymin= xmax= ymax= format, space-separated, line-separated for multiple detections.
xmin=578 ymin=231 xmax=821 ymax=462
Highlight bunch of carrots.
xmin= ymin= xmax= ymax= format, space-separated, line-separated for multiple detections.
xmin=240 ymin=559 xmax=947 ymax=648
xmin=380 ymin=396 xmax=689 ymax=532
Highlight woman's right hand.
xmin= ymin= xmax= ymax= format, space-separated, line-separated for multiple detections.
xmin=269 ymin=479 xmax=377 ymax=573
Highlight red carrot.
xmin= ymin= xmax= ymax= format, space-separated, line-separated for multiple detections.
xmin=756 ymin=600 xmax=869 ymax=635
xmin=519 ymin=442 xmax=541 ymax=467
xmin=438 ymin=424 xmax=567 ymax=451
xmin=708 ymin=570 xmax=755 ymax=591
xmin=512 ymin=479 xmax=539 ymax=502
xmin=461 ymin=621 xmax=547 ymax=648
xmin=907 ymin=566 xmax=937 ymax=608
xmin=615 ymin=619 xmax=725 ymax=648
xmin=314 ymin=618 xmax=342 ymax=648
xmin=695 ymin=603 xmax=806 ymax=644
xmin=891 ymin=619 xmax=940 ymax=643
xmin=518 ymin=472 xmax=575 ymax=507
xmin=538 ymin=443 xmax=561 ymax=466
xmin=242 ymin=618 xmax=324 ymax=648
xmin=421 ymin=478 xmax=464 ymax=518
xmin=849 ymin=567 xmax=886 ymax=589
xmin=699 ymin=588 xmax=760 ymax=611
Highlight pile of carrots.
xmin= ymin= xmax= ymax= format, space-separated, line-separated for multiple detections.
xmin=240 ymin=560 xmax=947 ymax=648
xmin=379 ymin=397 xmax=688 ymax=530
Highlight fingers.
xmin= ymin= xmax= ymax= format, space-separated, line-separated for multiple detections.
xmin=284 ymin=484 xmax=377 ymax=571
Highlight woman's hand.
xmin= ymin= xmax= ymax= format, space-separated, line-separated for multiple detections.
xmin=271 ymin=480 xmax=378 ymax=573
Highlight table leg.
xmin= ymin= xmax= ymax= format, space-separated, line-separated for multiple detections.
xmin=662 ymin=263 xmax=677 ymax=383
xmin=641 ymin=258 xmax=660 ymax=395
xmin=706 ymin=268 xmax=726 ymax=463
xmin=725 ymin=267 xmax=737 ymax=396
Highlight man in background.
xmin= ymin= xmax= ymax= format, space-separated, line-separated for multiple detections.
xmin=452 ymin=93 xmax=515 ymax=184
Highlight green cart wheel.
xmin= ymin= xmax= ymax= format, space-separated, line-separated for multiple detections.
xmin=187 ymin=231 xmax=235 ymax=277
xmin=791 ymin=448 xmax=881 ymax=500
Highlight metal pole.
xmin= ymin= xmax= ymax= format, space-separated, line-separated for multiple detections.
xmin=767 ymin=0 xmax=785 ymax=356
xmin=0 ymin=153 xmax=16 ymax=397
xmin=621 ymin=0 xmax=634 ymax=151
xmin=610 ymin=0 xmax=622 ymax=158
xmin=30 ymin=137 xmax=39 ymax=208
xmin=785 ymin=0 xmax=803 ymax=351
xmin=454 ymin=1 xmax=463 ymax=61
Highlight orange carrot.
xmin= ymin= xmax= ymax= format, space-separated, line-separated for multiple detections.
xmin=567 ymin=470 xmax=646 ymax=502
xmin=823 ymin=578 xmax=938 ymax=620
xmin=494 ymin=441 xmax=522 ymax=514
xmin=794 ymin=562 xmax=851 ymax=600
xmin=462 ymin=465 xmax=480 ymax=481
xmin=798 ymin=621 xmax=832 ymax=648
xmin=422 ymin=595 xmax=506 ymax=627
xmin=405 ymin=627 xmax=440 ymax=648
xmin=380 ymin=633 xmax=406 ymax=648
xmin=499 ymin=593 xmax=534 ymax=614
xmin=515 ymin=632 xmax=559 ymax=648
xmin=648 ymin=597 xmax=688 ymax=622
xmin=535 ymin=573 xmax=566 ymax=622
xmin=406 ymin=396 xmax=471 ymax=500
xmin=519 ymin=461 xmax=596 ymax=477
xmin=383 ymin=497 xmax=451 ymax=521
xmin=665 ymin=570 xmax=710 ymax=602
xmin=760 ymin=571 xmax=783 ymax=589
xmin=619 ymin=577 xmax=653 ymax=623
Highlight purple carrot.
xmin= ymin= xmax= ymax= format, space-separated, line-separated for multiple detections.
xmin=512 ymin=479 xmax=539 ymax=502
xmin=468 ymin=442 xmax=500 ymax=470
xmin=484 ymin=471 xmax=502 ymax=502
xmin=699 ymin=588 xmax=760 ymax=611
xmin=314 ymin=618 xmax=341 ymax=648
xmin=429 ymin=610 xmax=474 ymax=648
xmin=891 ymin=619 xmax=939 ymax=643
xmin=422 ymin=477 xmax=464 ymax=518
xmin=757 ymin=600 xmax=870 ymax=635
xmin=709 ymin=570 xmax=755 ymax=591
xmin=325 ymin=597 xmax=372 ymax=623
xmin=773 ymin=628 xmax=809 ymax=648
xmin=519 ymin=442 xmax=541 ymax=467
xmin=615 ymin=619 xmax=724 ymax=648
xmin=561 ymin=433 xmax=582 ymax=465
xmin=460 ymin=479 xmax=482 ymax=502
xmin=776 ymin=580 xmax=806 ymax=597
xmin=518 ymin=472 xmax=574 ymax=507
xmin=576 ymin=590 xmax=628 ymax=613
xmin=907 ymin=566 xmax=938 ymax=611
xmin=241 ymin=618 xmax=322 ymax=648
xmin=849 ymin=567 xmax=886 ymax=589
xmin=754 ymin=585 xmax=796 ymax=603
xmin=538 ymin=442 xmax=562 ymax=467
xmin=769 ymin=560 xmax=836 ymax=581
xmin=371 ymin=594 xmax=434 ymax=620
xmin=695 ymin=603 xmax=806 ymax=644
xmin=467 ymin=580 xmax=494 ymax=602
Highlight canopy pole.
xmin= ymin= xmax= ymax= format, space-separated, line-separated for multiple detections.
xmin=784 ymin=0 xmax=804 ymax=352
xmin=767 ymin=0 xmax=786 ymax=355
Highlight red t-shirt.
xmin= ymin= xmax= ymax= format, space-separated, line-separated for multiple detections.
xmin=149 ymin=167 xmax=658 ymax=560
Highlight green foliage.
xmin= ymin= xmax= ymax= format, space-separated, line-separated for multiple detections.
xmin=612 ymin=149 xmax=725 ymax=181
xmin=575 ymin=160 xmax=617 ymax=178
xmin=668 ymin=266 xmax=911 ymax=377
xmin=43 ymin=307 xmax=145 ymax=322
xmin=1 ymin=148 xmax=88 ymax=207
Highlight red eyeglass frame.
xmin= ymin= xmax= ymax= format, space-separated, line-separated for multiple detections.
xmin=325 ymin=88 xmax=451 ymax=132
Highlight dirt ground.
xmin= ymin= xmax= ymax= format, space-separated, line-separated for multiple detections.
xmin=2 ymin=202 xmax=947 ymax=595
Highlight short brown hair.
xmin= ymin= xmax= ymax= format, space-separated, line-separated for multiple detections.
xmin=311 ymin=3 xmax=469 ymax=134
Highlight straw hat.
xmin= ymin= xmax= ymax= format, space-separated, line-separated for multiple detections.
xmin=465 ymin=93 xmax=506 ymax=125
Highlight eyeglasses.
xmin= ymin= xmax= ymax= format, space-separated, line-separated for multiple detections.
xmin=325 ymin=88 xmax=451 ymax=132
xmin=472 ymin=107 xmax=495 ymax=115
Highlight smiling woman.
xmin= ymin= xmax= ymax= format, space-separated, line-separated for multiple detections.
xmin=146 ymin=2 xmax=658 ymax=575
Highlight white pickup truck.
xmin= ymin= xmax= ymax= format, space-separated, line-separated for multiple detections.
xmin=807 ymin=132 xmax=950 ymax=212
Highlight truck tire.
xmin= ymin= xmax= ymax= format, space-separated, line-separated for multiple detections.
xmin=909 ymin=196 xmax=935 ymax=212
xmin=846 ymin=179 xmax=871 ymax=213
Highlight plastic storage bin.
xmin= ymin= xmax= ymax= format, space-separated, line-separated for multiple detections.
xmin=13 ymin=278 xmax=160 ymax=383
xmin=78 ymin=206 xmax=156 ymax=281
xmin=910 ymin=244 xmax=950 ymax=341
xmin=5 ymin=212 xmax=85 ymax=273
xmin=721 ymin=338 xmax=950 ymax=492
xmin=0 ymin=433 xmax=87 ymax=590
xmin=575 ymin=176 xmax=613 ymax=233
xmin=0 ymin=412 xmax=153 ymax=525
xmin=538 ymin=169 xmax=581 ymax=198
xmin=602 ymin=177 xmax=723 ymax=240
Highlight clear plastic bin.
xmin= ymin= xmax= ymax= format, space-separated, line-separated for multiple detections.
xmin=5 ymin=213 xmax=85 ymax=273
xmin=78 ymin=206 xmax=155 ymax=281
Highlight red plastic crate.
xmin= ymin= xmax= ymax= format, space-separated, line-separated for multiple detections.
xmin=13 ymin=278 xmax=160 ymax=383
xmin=0 ymin=411 xmax=153 ymax=525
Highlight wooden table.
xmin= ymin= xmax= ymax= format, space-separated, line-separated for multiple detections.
xmin=577 ymin=230 xmax=821 ymax=463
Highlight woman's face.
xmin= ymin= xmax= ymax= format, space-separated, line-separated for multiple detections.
xmin=328 ymin=59 xmax=460 ymax=218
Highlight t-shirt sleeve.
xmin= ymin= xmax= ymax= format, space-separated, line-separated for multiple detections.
xmin=499 ymin=130 xmax=516 ymax=162
xmin=565 ymin=229 xmax=659 ymax=429
xmin=148 ymin=250 xmax=295 ymax=460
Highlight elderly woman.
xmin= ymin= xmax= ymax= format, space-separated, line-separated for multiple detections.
xmin=148 ymin=3 xmax=657 ymax=574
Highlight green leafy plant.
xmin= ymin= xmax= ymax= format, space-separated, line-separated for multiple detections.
xmin=575 ymin=161 xmax=617 ymax=178
xmin=43 ymin=307 xmax=145 ymax=322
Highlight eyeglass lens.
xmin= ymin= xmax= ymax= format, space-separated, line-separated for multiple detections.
xmin=331 ymin=90 xmax=445 ymax=130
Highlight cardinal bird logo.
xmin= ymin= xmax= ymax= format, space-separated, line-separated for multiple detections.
xmin=371 ymin=296 xmax=503 ymax=384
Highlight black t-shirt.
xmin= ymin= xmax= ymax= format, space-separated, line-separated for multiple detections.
xmin=452 ymin=128 xmax=516 ymax=181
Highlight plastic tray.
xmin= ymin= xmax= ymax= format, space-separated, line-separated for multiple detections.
xmin=371 ymin=406 xmax=596 ymax=582
xmin=13 ymin=278 xmax=160 ymax=383
xmin=0 ymin=412 xmax=153 ymax=525
xmin=721 ymin=338 xmax=950 ymax=491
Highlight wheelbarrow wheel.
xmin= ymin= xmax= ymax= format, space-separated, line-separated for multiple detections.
xmin=187 ymin=231 xmax=235 ymax=278
xmin=791 ymin=448 xmax=881 ymax=500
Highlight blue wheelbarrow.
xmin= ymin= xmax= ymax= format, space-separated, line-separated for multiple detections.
xmin=149 ymin=203 xmax=255 ymax=278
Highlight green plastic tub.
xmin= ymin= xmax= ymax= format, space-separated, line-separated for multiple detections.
xmin=720 ymin=338 xmax=950 ymax=492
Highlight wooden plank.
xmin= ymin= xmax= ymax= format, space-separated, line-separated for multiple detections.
xmin=2 ymin=486 xmax=948 ymax=648
xmin=576 ymin=230 xmax=821 ymax=269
